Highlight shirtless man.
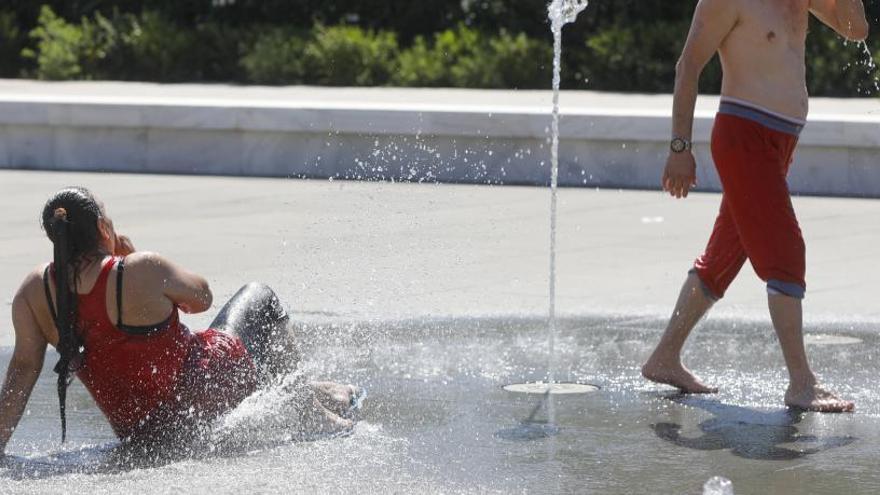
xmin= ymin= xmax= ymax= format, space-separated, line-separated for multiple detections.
xmin=641 ymin=0 xmax=868 ymax=412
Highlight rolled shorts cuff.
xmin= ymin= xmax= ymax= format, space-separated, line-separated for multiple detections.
xmin=767 ymin=279 xmax=805 ymax=299
xmin=689 ymin=268 xmax=721 ymax=302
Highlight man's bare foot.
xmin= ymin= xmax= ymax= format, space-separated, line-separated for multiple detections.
xmin=641 ymin=359 xmax=718 ymax=394
xmin=785 ymin=383 xmax=855 ymax=413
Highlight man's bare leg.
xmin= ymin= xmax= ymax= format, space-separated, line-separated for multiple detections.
xmin=642 ymin=273 xmax=719 ymax=393
xmin=768 ymin=294 xmax=854 ymax=412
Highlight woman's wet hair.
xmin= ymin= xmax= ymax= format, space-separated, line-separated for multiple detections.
xmin=41 ymin=186 xmax=103 ymax=442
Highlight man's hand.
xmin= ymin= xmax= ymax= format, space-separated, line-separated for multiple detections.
xmin=662 ymin=151 xmax=697 ymax=199
xmin=114 ymin=235 xmax=136 ymax=256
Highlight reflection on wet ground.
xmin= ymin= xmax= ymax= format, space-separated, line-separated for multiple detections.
xmin=1 ymin=314 xmax=878 ymax=494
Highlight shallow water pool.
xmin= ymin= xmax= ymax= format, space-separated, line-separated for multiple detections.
xmin=1 ymin=315 xmax=878 ymax=494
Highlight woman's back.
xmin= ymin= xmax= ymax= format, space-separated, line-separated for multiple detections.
xmin=29 ymin=247 xmax=252 ymax=440
xmin=55 ymin=255 xmax=195 ymax=438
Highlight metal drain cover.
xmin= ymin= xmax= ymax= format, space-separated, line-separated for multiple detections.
xmin=803 ymin=334 xmax=862 ymax=346
xmin=503 ymin=382 xmax=600 ymax=395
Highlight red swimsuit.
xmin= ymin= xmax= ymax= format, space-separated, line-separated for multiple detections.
xmin=71 ymin=257 xmax=257 ymax=440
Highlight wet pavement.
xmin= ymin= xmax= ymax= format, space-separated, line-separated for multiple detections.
xmin=1 ymin=315 xmax=878 ymax=494
xmin=1 ymin=170 xmax=879 ymax=493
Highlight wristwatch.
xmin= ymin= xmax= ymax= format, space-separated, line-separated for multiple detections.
xmin=670 ymin=137 xmax=692 ymax=153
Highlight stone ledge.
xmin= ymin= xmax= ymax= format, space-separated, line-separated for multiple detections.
xmin=1 ymin=81 xmax=879 ymax=196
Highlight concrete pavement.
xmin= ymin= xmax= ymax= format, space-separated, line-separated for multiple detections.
xmin=2 ymin=170 xmax=879 ymax=494
xmin=2 ymin=169 xmax=878 ymax=347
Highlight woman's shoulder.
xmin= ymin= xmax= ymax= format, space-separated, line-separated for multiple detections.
xmin=118 ymin=251 xmax=179 ymax=286
xmin=16 ymin=263 xmax=50 ymax=301
xmin=121 ymin=251 xmax=173 ymax=272
xmin=13 ymin=264 xmax=56 ymax=339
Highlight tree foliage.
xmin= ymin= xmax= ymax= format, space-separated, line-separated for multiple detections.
xmin=1 ymin=1 xmax=878 ymax=95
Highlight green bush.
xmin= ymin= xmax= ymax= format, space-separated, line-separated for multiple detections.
xmin=241 ymin=29 xmax=308 ymax=85
xmin=13 ymin=3 xmax=879 ymax=96
xmin=394 ymin=28 xmax=468 ymax=87
xmin=21 ymin=7 xmax=248 ymax=83
xmin=394 ymin=35 xmax=447 ymax=87
xmin=78 ymin=10 xmax=138 ymax=80
xmin=301 ymin=25 xmax=399 ymax=86
xmin=806 ymin=20 xmax=879 ymax=97
xmin=185 ymin=21 xmax=249 ymax=82
xmin=484 ymin=31 xmax=552 ymax=89
xmin=124 ymin=11 xmax=198 ymax=81
xmin=445 ymin=29 xmax=552 ymax=88
xmin=578 ymin=21 xmax=695 ymax=93
xmin=0 ymin=11 xmax=26 ymax=77
xmin=22 ymin=6 xmax=84 ymax=80
xmin=396 ymin=25 xmax=551 ymax=89
xmin=125 ymin=12 xmax=245 ymax=82
xmin=431 ymin=24 xmax=484 ymax=87
xmin=21 ymin=6 xmax=139 ymax=81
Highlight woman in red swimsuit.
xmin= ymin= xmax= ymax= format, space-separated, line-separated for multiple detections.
xmin=0 ymin=187 xmax=357 ymax=454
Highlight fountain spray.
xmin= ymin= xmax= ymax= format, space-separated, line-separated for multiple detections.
xmin=546 ymin=0 xmax=589 ymax=387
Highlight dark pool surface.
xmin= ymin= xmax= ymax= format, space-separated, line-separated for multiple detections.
xmin=1 ymin=314 xmax=878 ymax=494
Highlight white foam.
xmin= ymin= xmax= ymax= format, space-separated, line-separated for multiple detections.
xmin=703 ymin=476 xmax=735 ymax=495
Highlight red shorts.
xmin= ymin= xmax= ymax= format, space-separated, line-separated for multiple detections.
xmin=692 ymin=97 xmax=807 ymax=300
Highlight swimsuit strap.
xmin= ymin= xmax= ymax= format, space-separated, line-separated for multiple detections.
xmin=115 ymin=258 xmax=175 ymax=336
xmin=115 ymin=259 xmax=125 ymax=328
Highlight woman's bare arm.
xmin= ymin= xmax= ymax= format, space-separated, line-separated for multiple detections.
xmin=0 ymin=279 xmax=48 ymax=454
xmin=129 ymin=252 xmax=213 ymax=314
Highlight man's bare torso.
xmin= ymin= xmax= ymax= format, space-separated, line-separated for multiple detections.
xmin=719 ymin=0 xmax=811 ymax=119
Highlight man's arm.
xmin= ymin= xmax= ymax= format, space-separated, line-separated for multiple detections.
xmin=810 ymin=0 xmax=869 ymax=41
xmin=664 ymin=0 xmax=739 ymax=198
xmin=0 ymin=284 xmax=48 ymax=454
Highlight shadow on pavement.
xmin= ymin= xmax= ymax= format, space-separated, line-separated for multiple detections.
xmin=495 ymin=389 xmax=561 ymax=441
xmin=650 ymin=394 xmax=856 ymax=461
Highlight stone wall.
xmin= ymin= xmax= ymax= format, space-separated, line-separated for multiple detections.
xmin=1 ymin=82 xmax=878 ymax=196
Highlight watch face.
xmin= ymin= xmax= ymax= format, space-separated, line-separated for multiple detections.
xmin=671 ymin=138 xmax=686 ymax=153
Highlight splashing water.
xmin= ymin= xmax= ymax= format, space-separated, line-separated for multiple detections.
xmin=703 ymin=476 xmax=735 ymax=495
xmin=546 ymin=0 xmax=589 ymax=386
xmin=549 ymin=0 xmax=590 ymax=28
xmin=208 ymin=370 xmax=312 ymax=452
xmin=858 ymin=41 xmax=880 ymax=94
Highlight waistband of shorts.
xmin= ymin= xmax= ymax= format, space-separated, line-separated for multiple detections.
xmin=718 ymin=96 xmax=806 ymax=136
